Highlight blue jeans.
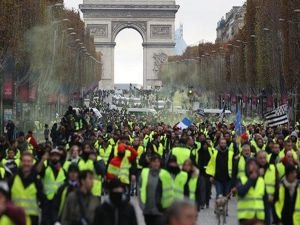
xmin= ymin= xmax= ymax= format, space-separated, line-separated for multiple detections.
xmin=215 ymin=180 xmax=231 ymax=197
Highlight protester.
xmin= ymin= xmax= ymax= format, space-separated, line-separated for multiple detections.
xmin=37 ymin=148 xmax=66 ymax=225
xmin=44 ymin=124 xmax=50 ymax=142
xmin=77 ymin=143 xmax=106 ymax=198
xmin=139 ymin=154 xmax=173 ymax=225
xmin=256 ymin=151 xmax=277 ymax=225
xmin=274 ymin=165 xmax=300 ymax=225
xmin=61 ymin=170 xmax=100 ymax=225
xmin=206 ymin=138 xmax=234 ymax=197
xmin=6 ymin=120 xmax=15 ymax=143
xmin=193 ymin=140 xmax=213 ymax=209
xmin=94 ymin=178 xmax=138 ymax=225
xmin=9 ymin=152 xmax=44 ymax=225
xmin=232 ymin=144 xmax=252 ymax=185
xmin=0 ymin=104 xmax=299 ymax=225
xmin=182 ymin=159 xmax=201 ymax=210
xmin=25 ymin=131 xmax=38 ymax=152
xmin=237 ymin=159 xmax=266 ymax=224
xmin=166 ymin=199 xmax=198 ymax=225
xmin=106 ymin=143 xmax=137 ymax=189
xmin=53 ymin=163 xmax=80 ymax=223
xmin=0 ymin=181 xmax=26 ymax=225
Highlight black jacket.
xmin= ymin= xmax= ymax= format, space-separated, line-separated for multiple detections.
xmin=53 ymin=181 xmax=79 ymax=221
xmin=93 ymin=199 xmax=138 ymax=225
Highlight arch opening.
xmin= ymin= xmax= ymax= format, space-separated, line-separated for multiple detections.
xmin=114 ymin=28 xmax=144 ymax=86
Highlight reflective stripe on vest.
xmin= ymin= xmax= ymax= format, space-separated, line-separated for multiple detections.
xmin=43 ymin=167 xmax=66 ymax=200
xmin=107 ymin=157 xmax=130 ymax=184
xmin=237 ymin=176 xmax=265 ymax=220
xmin=140 ymin=168 xmax=174 ymax=209
xmin=11 ymin=175 xmax=39 ymax=216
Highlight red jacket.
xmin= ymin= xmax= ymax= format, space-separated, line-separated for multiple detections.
xmin=25 ymin=134 xmax=38 ymax=149
xmin=106 ymin=145 xmax=137 ymax=181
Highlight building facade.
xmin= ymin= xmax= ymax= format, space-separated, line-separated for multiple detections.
xmin=216 ymin=4 xmax=246 ymax=43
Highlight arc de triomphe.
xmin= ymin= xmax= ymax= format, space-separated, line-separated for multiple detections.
xmin=80 ymin=0 xmax=179 ymax=89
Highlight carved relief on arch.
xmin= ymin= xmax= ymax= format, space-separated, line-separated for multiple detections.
xmin=111 ymin=21 xmax=147 ymax=41
xmin=153 ymin=52 xmax=168 ymax=75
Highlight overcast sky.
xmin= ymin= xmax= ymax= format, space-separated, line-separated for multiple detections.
xmin=65 ymin=0 xmax=245 ymax=84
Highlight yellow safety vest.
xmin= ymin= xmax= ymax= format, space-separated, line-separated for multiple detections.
xmin=192 ymin=147 xmax=215 ymax=166
xmin=140 ymin=168 xmax=174 ymax=209
xmin=98 ymin=145 xmax=113 ymax=165
xmin=276 ymin=163 xmax=286 ymax=179
xmin=206 ymin=150 xmax=233 ymax=178
xmin=42 ymin=167 xmax=66 ymax=200
xmin=250 ymin=140 xmax=265 ymax=153
xmin=237 ymin=176 xmax=265 ymax=220
xmin=153 ymin=143 xmax=164 ymax=157
xmin=109 ymin=138 xmax=115 ymax=147
xmin=172 ymin=147 xmax=191 ymax=167
xmin=136 ymin=146 xmax=145 ymax=169
xmin=188 ymin=175 xmax=198 ymax=201
xmin=173 ymin=171 xmax=188 ymax=200
xmin=264 ymin=164 xmax=276 ymax=199
xmin=1 ymin=158 xmax=20 ymax=169
xmin=94 ymin=140 xmax=100 ymax=152
xmin=143 ymin=135 xmax=150 ymax=148
xmin=0 ymin=167 xmax=5 ymax=179
xmin=75 ymin=119 xmax=82 ymax=131
xmin=11 ymin=175 xmax=39 ymax=217
xmin=58 ymin=187 xmax=68 ymax=218
xmin=278 ymin=149 xmax=298 ymax=161
xmin=78 ymin=159 xmax=102 ymax=197
xmin=275 ymin=183 xmax=300 ymax=225
xmin=228 ymin=142 xmax=235 ymax=153
xmin=0 ymin=215 xmax=16 ymax=225
xmin=237 ymin=156 xmax=247 ymax=178
xmin=107 ymin=157 xmax=131 ymax=185
xmin=62 ymin=160 xmax=71 ymax=172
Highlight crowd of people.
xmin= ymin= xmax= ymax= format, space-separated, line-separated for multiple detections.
xmin=0 ymin=105 xmax=299 ymax=225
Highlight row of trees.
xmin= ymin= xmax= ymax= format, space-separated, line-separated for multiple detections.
xmin=159 ymin=0 xmax=300 ymax=119
xmin=0 ymin=0 xmax=102 ymax=124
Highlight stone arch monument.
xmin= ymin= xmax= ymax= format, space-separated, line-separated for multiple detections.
xmin=80 ymin=0 xmax=179 ymax=89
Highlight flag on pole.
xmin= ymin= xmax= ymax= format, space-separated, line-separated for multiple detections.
xmin=235 ymin=110 xmax=243 ymax=136
xmin=176 ymin=117 xmax=192 ymax=130
xmin=264 ymin=104 xmax=288 ymax=127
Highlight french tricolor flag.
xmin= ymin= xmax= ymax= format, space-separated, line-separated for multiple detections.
xmin=176 ymin=117 xmax=192 ymax=130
